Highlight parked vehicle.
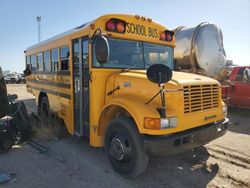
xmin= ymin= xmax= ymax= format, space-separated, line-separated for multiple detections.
xmin=16 ymin=73 xmax=26 ymax=83
xmin=4 ymin=76 xmax=10 ymax=84
xmin=5 ymin=73 xmax=16 ymax=84
xmin=222 ymin=66 xmax=250 ymax=109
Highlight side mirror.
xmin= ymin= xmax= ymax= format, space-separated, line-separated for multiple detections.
xmin=146 ymin=64 xmax=173 ymax=84
xmin=146 ymin=64 xmax=173 ymax=118
xmin=94 ymin=35 xmax=110 ymax=64
xmin=23 ymin=64 xmax=31 ymax=76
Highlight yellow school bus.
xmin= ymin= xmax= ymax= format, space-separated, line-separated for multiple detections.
xmin=24 ymin=14 xmax=228 ymax=177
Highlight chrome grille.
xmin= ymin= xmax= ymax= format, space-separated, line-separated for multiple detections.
xmin=183 ymin=84 xmax=219 ymax=113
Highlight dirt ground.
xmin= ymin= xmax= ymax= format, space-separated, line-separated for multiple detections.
xmin=0 ymin=84 xmax=249 ymax=188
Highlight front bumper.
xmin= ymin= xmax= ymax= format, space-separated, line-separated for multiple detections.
xmin=144 ymin=118 xmax=229 ymax=157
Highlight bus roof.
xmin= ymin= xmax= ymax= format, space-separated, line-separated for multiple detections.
xmin=25 ymin=21 xmax=92 ymax=51
xmin=25 ymin=14 xmax=172 ymax=53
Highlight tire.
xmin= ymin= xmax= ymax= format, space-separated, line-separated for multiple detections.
xmin=39 ymin=96 xmax=51 ymax=127
xmin=50 ymin=114 xmax=67 ymax=138
xmin=105 ymin=117 xmax=149 ymax=178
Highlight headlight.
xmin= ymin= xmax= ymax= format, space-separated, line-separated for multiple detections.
xmin=161 ymin=117 xmax=178 ymax=129
xmin=144 ymin=117 xmax=178 ymax=130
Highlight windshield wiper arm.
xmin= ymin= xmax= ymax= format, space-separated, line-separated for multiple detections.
xmin=121 ymin=65 xmax=143 ymax=72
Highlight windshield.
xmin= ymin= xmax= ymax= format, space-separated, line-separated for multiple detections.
xmin=93 ymin=38 xmax=173 ymax=69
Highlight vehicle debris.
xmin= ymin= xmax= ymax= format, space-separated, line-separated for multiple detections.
xmin=28 ymin=140 xmax=66 ymax=163
xmin=0 ymin=172 xmax=15 ymax=184
xmin=0 ymin=66 xmax=31 ymax=153
xmin=0 ymin=174 xmax=11 ymax=184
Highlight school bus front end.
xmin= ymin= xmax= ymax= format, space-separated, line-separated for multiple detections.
xmin=99 ymin=70 xmax=228 ymax=155
xmin=90 ymin=14 xmax=228 ymax=177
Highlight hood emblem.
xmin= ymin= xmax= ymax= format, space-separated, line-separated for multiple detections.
xmin=124 ymin=82 xmax=131 ymax=87
xmin=204 ymin=115 xmax=216 ymax=121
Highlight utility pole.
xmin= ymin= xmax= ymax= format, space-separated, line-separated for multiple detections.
xmin=36 ymin=16 xmax=41 ymax=42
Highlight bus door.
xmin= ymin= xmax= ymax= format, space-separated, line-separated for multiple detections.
xmin=72 ymin=37 xmax=90 ymax=137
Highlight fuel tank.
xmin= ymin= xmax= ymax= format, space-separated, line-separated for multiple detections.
xmin=174 ymin=22 xmax=227 ymax=79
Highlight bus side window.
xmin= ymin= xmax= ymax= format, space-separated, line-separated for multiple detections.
xmin=30 ymin=54 xmax=37 ymax=72
xmin=51 ymin=48 xmax=59 ymax=71
xmin=82 ymin=40 xmax=88 ymax=68
xmin=44 ymin=50 xmax=51 ymax=71
xmin=37 ymin=52 xmax=44 ymax=72
xmin=60 ymin=46 xmax=70 ymax=71
xmin=26 ymin=56 xmax=30 ymax=67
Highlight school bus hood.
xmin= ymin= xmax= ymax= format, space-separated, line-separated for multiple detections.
xmin=115 ymin=70 xmax=219 ymax=86
xmin=112 ymin=70 xmax=220 ymax=108
xmin=111 ymin=70 xmax=225 ymax=135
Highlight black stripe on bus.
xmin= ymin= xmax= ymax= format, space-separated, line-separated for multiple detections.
xmin=32 ymin=70 xmax=70 ymax=76
xmin=27 ymin=85 xmax=71 ymax=99
xmin=27 ymin=80 xmax=71 ymax=89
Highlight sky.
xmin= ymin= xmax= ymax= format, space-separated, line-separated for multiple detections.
xmin=0 ymin=0 xmax=249 ymax=72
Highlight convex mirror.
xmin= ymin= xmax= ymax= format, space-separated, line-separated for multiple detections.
xmin=146 ymin=64 xmax=173 ymax=84
xmin=94 ymin=35 xmax=110 ymax=64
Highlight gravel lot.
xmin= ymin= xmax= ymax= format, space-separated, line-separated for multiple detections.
xmin=0 ymin=84 xmax=249 ymax=188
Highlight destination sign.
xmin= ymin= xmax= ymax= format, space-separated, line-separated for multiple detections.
xmin=126 ymin=22 xmax=158 ymax=38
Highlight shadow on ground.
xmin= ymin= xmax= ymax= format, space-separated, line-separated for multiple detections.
xmin=19 ymin=98 xmax=36 ymax=114
xmin=131 ymin=146 xmax=218 ymax=188
xmin=227 ymin=107 xmax=250 ymax=135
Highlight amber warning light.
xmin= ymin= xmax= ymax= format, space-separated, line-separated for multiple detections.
xmin=106 ymin=18 xmax=127 ymax=33
xmin=160 ymin=30 xmax=174 ymax=42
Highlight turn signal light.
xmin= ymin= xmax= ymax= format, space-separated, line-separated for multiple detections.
xmin=106 ymin=18 xmax=127 ymax=33
xmin=160 ymin=30 xmax=174 ymax=42
xmin=144 ymin=117 xmax=161 ymax=130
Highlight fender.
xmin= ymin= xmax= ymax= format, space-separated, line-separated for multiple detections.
xmin=98 ymin=95 xmax=160 ymax=139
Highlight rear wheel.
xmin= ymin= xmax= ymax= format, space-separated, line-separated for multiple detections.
xmin=39 ymin=96 xmax=51 ymax=127
xmin=105 ymin=117 xmax=149 ymax=178
xmin=38 ymin=96 xmax=66 ymax=137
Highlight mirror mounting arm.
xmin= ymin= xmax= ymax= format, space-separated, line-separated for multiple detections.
xmin=146 ymin=64 xmax=173 ymax=118
xmin=158 ymin=84 xmax=167 ymax=118
xmin=145 ymin=84 xmax=167 ymax=118
xmin=90 ymin=28 xmax=102 ymax=43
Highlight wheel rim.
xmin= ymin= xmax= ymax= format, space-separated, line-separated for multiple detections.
xmin=109 ymin=132 xmax=132 ymax=164
xmin=110 ymin=137 xmax=124 ymax=160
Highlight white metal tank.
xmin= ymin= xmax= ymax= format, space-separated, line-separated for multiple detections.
xmin=174 ymin=22 xmax=227 ymax=78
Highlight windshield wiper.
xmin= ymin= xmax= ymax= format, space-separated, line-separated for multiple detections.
xmin=121 ymin=65 xmax=144 ymax=73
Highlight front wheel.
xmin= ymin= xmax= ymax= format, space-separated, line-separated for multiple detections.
xmin=105 ymin=117 xmax=149 ymax=178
